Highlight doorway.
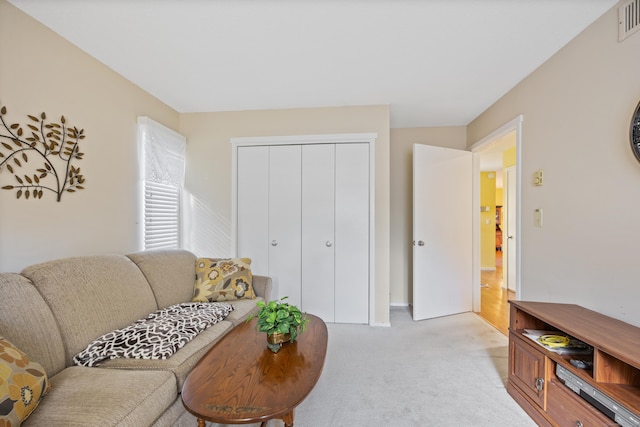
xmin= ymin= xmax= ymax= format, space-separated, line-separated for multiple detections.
xmin=471 ymin=116 xmax=522 ymax=335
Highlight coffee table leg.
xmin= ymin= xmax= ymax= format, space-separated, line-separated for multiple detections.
xmin=282 ymin=410 xmax=294 ymax=427
xmin=196 ymin=418 xmax=206 ymax=427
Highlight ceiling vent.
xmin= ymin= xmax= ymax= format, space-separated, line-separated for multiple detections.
xmin=619 ymin=0 xmax=640 ymax=41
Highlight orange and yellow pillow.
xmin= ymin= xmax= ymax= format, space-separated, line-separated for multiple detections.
xmin=0 ymin=337 xmax=50 ymax=426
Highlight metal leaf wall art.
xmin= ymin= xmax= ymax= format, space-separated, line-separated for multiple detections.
xmin=0 ymin=103 xmax=87 ymax=202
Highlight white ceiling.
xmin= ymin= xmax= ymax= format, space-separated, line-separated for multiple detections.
xmin=8 ymin=0 xmax=618 ymax=128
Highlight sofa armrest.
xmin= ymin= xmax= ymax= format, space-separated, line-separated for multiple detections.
xmin=252 ymin=275 xmax=272 ymax=300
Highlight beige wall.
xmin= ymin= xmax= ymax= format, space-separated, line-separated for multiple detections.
xmin=389 ymin=127 xmax=466 ymax=305
xmin=468 ymin=5 xmax=640 ymax=326
xmin=180 ymin=106 xmax=391 ymax=324
xmin=0 ymin=1 xmax=179 ymax=272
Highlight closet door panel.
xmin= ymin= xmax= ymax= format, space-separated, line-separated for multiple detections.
xmin=301 ymin=144 xmax=335 ymax=322
xmin=335 ymin=143 xmax=370 ymax=323
xmin=268 ymin=145 xmax=302 ymax=306
xmin=237 ymin=146 xmax=269 ymax=276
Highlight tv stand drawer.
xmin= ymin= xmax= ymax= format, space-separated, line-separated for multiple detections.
xmin=547 ymin=379 xmax=617 ymax=427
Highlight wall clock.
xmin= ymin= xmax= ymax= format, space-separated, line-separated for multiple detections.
xmin=631 ymin=100 xmax=640 ymax=163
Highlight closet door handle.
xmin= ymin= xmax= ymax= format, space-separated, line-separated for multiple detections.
xmin=271 ymin=240 xmax=278 ymax=246
xmin=326 ymin=241 xmax=333 ymax=247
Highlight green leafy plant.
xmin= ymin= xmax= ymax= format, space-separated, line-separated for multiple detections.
xmin=0 ymin=103 xmax=87 ymax=201
xmin=250 ymin=296 xmax=310 ymax=342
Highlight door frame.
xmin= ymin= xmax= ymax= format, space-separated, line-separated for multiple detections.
xmin=230 ymin=133 xmax=377 ymax=325
xmin=469 ymin=116 xmax=523 ymax=312
xmin=503 ymin=165 xmax=517 ymax=292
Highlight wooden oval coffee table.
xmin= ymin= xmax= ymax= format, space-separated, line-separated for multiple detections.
xmin=182 ymin=314 xmax=328 ymax=427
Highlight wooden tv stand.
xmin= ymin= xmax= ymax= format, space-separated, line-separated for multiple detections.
xmin=508 ymin=300 xmax=640 ymax=427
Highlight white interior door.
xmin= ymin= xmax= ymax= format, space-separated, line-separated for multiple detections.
xmin=301 ymin=144 xmax=335 ymax=322
xmin=269 ymin=145 xmax=302 ymax=305
xmin=504 ymin=166 xmax=516 ymax=291
xmin=413 ymin=144 xmax=472 ymax=321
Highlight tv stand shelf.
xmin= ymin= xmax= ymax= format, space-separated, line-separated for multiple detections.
xmin=508 ymin=300 xmax=640 ymax=427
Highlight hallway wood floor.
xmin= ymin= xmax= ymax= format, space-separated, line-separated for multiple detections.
xmin=478 ymin=251 xmax=515 ymax=336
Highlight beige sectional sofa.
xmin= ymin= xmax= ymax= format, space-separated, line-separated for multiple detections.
xmin=0 ymin=249 xmax=272 ymax=426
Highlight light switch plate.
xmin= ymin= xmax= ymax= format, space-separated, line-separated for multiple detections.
xmin=534 ymin=208 xmax=543 ymax=227
xmin=534 ymin=170 xmax=544 ymax=186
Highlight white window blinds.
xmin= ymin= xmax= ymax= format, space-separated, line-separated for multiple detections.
xmin=138 ymin=117 xmax=186 ymax=250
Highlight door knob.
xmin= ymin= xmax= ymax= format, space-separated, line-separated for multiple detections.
xmin=507 ymin=235 xmax=514 ymax=240
xmin=326 ymin=241 xmax=333 ymax=247
xmin=418 ymin=240 xmax=425 ymax=246
xmin=271 ymin=240 xmax=278 ymax=246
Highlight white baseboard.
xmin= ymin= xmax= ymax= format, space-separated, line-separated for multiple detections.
xmin=390 ymin=302 xmax=410 ymax=308
xmin=370 ymin=321 xmax=391 ymax=327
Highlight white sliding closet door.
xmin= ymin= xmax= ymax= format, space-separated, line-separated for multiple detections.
xmin=234 ymin=137 xmax=372 ymax=324
xmin=335 ymin=143 xmax=369 ymax=323
xmin=269 ymin=145 xmax=302 ymax=306
xmin=301 ymin=143 xmax=370 ymax=323
xmin=237 ymin=146 xmax=269 ymax=276
xmin=301 ymin=144 xmax=336 ymax=322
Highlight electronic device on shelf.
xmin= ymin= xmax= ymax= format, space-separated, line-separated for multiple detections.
xmin=569 ymin=359 xmax=593 ymax=370
xmin=556 ymin=364 xmax=640 ymax=427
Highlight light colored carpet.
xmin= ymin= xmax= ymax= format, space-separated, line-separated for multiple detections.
xmin=204 ymin=308 xmax=536 ymax=427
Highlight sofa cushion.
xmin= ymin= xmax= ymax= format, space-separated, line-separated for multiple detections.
xmin=151 ymin=398 xmax=190 ymax=427
xmin=225 ymin=297 xmax=265 ymax=326
xmin=127 ymin=249 xmax=197 ymax=309
xmin=98 ymin=320 xmax=233 ymax=390
xmin=0 ymin=273 xmax=66 ymax=377
xmin=24 ymin=366 xmax=176 ymax=427
xmin=0 ymin=337 xmax=50 ymax=426
xmin=192 ymin=258 xmax=256 ymax=302
xmin=21 ymin=255 xmax=158 ymax=367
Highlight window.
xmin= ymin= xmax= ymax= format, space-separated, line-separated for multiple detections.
xmin=138 ymin=117 xmax=186 ymax=250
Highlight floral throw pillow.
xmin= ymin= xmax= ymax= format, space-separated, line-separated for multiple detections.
xmin=0 ymin=337 xmax=50 ymax=426
xmin=192 ymin=258 xmax=256 ymax=302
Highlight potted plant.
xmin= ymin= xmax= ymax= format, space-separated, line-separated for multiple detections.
xmin=250 ymin=297 xmax=310 ymax=352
